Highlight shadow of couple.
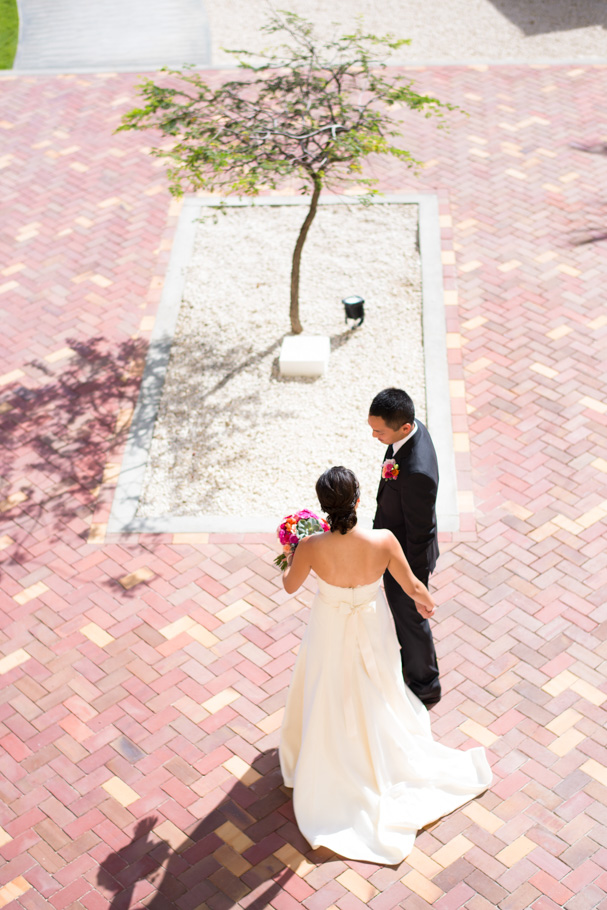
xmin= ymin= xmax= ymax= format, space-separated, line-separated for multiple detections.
xmin=96 ymin=748 xmax=331 ymax=909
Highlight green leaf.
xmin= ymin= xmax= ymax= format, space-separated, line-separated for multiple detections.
xmin=117 ymin=10 xmax=461 ymax=331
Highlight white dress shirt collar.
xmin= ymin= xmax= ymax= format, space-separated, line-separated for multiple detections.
xmin=392 ymin=421 xmax=418 ymax=457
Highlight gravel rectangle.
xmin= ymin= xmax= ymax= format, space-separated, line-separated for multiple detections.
xmin=136 ymin=202 xmax=425 ymax=525
xmin=205 ymin=0 xmax=607 ymax=65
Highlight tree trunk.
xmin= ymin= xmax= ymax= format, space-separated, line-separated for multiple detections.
xmin=290 ymin=175 xmax=322 ymax=335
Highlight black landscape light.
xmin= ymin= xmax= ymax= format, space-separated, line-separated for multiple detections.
xmin=342 ymin=295 xmax=365 ymax=328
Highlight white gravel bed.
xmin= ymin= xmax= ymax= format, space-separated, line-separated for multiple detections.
xmin=205 ymin=0 xmax=607 ymax=65
xmin=137 ymin=203 xmax=424 ymax=523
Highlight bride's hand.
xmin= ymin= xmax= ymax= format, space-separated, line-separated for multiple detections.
xmin=415 ymin=600 xmax=435 ymax=619
xmin=384 ymin=534 xmax=436 ymax=616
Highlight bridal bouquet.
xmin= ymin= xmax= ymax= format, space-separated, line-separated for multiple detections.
xmin=274 ymin=509 xmax=329 ymax=571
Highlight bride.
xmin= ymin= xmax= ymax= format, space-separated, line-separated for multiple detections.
xmin=279 ymin=466 xmax=492 ymax=865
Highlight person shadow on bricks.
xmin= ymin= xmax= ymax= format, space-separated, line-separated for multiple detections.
xmin=97 ymin=749 xmax=329 ymax=910
xmin=97 ymin=816 xmax=171 ymax=910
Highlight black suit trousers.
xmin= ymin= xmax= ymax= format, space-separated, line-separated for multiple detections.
xmin=383 ymin=568 xmax=441 ymax=707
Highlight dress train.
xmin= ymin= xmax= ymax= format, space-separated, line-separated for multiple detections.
xmin=279 ymin=577 xmax=492 ymax=864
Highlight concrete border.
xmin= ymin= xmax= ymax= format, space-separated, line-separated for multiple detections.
xmin=107 ymin=193 xmax=459 ymax=535
xmin=6 ymin=59 xmax=607 ymax=77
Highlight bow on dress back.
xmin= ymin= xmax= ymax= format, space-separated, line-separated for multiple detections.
xmin=324 ymin=580 xmax=383 ymax=737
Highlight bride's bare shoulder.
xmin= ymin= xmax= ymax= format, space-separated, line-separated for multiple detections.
xmin=302 ymin=530 xmax=330 ymax=548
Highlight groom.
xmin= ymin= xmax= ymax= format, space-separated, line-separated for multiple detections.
xmin=369 ymin=388 xmax=441 ymax=708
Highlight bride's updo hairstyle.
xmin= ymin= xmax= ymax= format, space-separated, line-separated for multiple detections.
xmin=316 ymin=466 xmax=360 ymax=535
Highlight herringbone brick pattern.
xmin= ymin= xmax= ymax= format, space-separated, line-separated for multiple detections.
xmin=0 ymin=65 xmax=606 ymax=909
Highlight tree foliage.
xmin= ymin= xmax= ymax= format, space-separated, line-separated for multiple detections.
xmin=119 ymin=11 xmax=456 ymax=333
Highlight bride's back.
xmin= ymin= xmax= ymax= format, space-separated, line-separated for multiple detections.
xmin=307 ymin=527 xmax=390 ymax=588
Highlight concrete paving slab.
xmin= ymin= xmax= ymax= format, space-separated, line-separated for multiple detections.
xmin=14 ymin=0 xmax=210 ymax=70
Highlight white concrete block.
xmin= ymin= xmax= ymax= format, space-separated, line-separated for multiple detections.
xmin=279 ymin=335 xmax=331 ymax=377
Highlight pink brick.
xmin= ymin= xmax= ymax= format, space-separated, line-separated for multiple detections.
xmin=434 ymin=883 xmax=476 ymax=910
xmin=564 ymin=859 xmax=602 ymax=892
xmin=49 ymin=879 xmax=91 ymax=909
xmin=0 ymin=733 xmax=32 ymax=762
xmin=529 ymin=871 xmax=574 ymax=905
xmin=283 ymin=872 xmax=315 ymax=901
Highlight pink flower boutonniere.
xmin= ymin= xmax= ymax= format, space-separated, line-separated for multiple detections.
xmin=382 ymin=459 xmax=400 ymax=480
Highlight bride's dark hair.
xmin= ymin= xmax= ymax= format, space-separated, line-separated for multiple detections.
xmin=316 ymin=466 xmax=360 ymax=535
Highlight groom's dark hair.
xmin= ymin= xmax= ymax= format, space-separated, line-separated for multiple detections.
xmin=369 ymin=388 xmax=415 ymax=429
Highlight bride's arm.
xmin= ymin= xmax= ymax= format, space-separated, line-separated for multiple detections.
xmin=385 ymin=533 xmax=436 ymax=617
xmin=282 ymin=536 xmax=313 ymax=593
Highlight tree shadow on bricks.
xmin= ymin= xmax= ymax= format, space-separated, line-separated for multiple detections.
xmin=97 ymin=748 xmax=337 ymax=910
xmin=0 ymin=335 xmax=168 ymax=570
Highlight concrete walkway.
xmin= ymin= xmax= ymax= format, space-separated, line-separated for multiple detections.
xmin=14 ymin=0 xmax=210 ymax=71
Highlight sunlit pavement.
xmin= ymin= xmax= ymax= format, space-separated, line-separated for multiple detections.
xmin=0 ymin=66 xmax=606 ymax=909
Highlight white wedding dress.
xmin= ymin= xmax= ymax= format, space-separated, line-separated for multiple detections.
xmin=279 ymin=577 xmax=492 ymax=864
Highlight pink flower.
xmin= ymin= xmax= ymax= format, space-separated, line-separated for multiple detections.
xmin=382 ymin=459 xmax=400 ymax=480
xmin=274 ymin=509 xmax=328 ymax=572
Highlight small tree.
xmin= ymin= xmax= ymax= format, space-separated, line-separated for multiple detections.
xmin=119 ymin=11 xmax=454 ymax=334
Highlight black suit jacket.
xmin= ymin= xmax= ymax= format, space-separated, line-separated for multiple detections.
xmin=373 ymin=420 xmax=439 ymax=578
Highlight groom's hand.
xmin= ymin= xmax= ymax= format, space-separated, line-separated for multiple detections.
xmin=415 ymin=601 xmax=435 ymax=619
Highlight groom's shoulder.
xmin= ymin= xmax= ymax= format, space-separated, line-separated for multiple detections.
xmin=414 ymin=419 xmax=431 ymax=439
xmin=413 ymin=421 xmax=436 ymax=453
xmin=405 ymin=422 xmax=438 ymax=475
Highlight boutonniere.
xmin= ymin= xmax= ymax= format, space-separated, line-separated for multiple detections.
xmin=382 ymin=459 xmax=399 ymax=480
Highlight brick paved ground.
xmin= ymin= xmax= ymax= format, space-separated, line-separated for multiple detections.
xmin=0 ymin=65 xmax=606 ymax=909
